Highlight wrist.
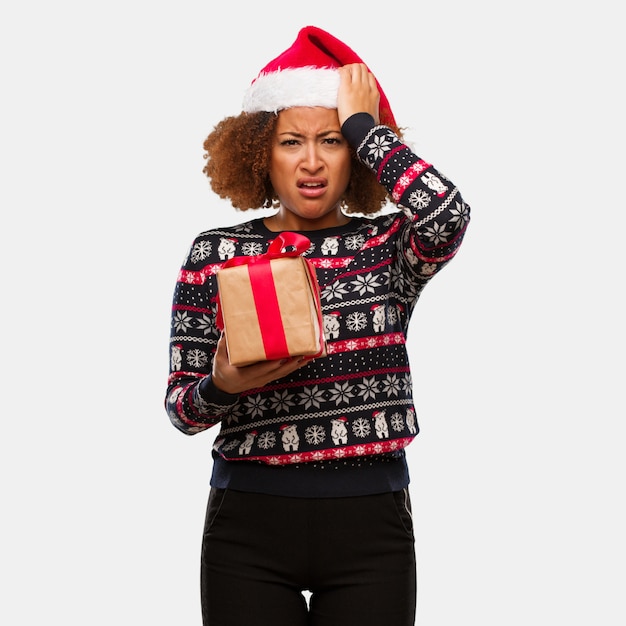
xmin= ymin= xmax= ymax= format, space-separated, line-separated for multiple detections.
xmin=198 ymin=375 xmax=240 ymax=403
xmin=341 ymin=112 xmax=376 ymax=147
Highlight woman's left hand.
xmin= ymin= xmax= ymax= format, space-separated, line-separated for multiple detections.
xmin=337 ymin=63 xmax=380 ymax=127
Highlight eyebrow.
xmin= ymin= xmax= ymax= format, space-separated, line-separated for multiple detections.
xmin=276 ymin=129 xmax=342 ymax=138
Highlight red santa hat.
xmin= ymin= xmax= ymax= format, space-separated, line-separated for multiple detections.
xmin=242 ymin=25 xmax=396 ymax=127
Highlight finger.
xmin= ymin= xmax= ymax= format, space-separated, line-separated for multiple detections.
xmin=353 ymin=63 xmax=371 ymax=83
xmin=239 ymin=360 xmax=294 ymax=389
xmin=338 ymin=64 xmax=353 ymax=84
xmin=260 ymin=355 xmax=306 ymax=376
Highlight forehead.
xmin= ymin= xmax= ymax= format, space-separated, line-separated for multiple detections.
xmin=275 ymin=106 xmax=341 ymax=133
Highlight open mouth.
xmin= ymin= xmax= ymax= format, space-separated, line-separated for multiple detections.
xmin=298 ymin=181 xmax=326 ymax=188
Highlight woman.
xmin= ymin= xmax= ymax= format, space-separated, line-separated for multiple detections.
xmin=165 ymin=26 xmax=470 ymax=626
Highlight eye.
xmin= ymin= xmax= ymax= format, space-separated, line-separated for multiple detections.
xmin=323 ymin=136 xmax=343 ymax=145
xmin=280 ymin=138 xmax=300 ymax=147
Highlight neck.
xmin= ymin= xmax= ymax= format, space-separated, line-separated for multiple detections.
xmin=264 ymin=205 xmax=351 ymax=232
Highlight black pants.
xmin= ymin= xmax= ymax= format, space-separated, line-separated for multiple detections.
xmin=200 ymin=488 xmax=416 ymax=626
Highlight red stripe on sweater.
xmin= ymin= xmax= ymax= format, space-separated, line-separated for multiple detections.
xmin=391 ymin=159 xmax=431 ymax=202
xmin=223 ymin=437 xmax=416 ymax=466
xmin=326 ymin=332 xmax=406 ymax=355
xmin=177 ymin=263 xmax=223 ymax=285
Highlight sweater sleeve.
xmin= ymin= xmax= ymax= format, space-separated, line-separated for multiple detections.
xmin=164 ymin=238 xmax=240 ymax=436
xmin=342 ymin=113 xmax=470 ymax=274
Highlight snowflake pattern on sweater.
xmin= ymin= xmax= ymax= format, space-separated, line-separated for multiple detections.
xmin=165 ymin=117 xmax=470 ymax=466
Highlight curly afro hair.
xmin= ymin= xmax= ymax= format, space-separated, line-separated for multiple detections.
xmin=202 ymin=111 xmax=402 ymax=215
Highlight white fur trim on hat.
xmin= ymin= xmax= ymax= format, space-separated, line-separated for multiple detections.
xmin=242 ymin=66 xmax=340 ymax=114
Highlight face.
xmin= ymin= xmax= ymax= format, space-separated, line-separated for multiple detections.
xmin=268 ymin=107 xmax=352 ymax=231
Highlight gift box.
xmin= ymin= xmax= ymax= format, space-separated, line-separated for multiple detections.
xmin=216 ymin=232 xmax=326 ymax=366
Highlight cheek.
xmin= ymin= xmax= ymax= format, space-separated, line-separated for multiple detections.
xmin=268 ymin=153 xmax=290 ymax=184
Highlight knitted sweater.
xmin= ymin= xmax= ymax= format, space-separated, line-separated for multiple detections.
xmin=165 ymin=113 xmax=470 ymax=495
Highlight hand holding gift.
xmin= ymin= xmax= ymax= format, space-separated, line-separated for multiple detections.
xmin=210 ymin=332 xmax=309 ymax=395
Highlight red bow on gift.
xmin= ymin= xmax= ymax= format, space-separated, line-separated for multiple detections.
xmin=221 ymin=231 xmax=312 ymax=269
xmin=216 ymin=232 xmax=324 ymax=362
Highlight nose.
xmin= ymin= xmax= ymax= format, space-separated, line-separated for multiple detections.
xmin=301 ymin=143 xmax=323 ymax=172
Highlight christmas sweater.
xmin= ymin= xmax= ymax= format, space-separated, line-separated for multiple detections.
xmin=165 ymin=113 xmax=470 ymax=469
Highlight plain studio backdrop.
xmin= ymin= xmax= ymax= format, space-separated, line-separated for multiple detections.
xmin=1 ymin=1 xmax=624 ymax=624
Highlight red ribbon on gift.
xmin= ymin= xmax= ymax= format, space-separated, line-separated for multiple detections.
xmin=216 ymin=232 xmax=323 ymax=361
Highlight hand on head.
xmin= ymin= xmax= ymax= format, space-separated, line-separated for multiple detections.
xmin=337 ymin=63 xmax=380 ymax=127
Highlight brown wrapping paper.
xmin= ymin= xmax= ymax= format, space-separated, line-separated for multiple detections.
xmin=216 ymin=255 xmax=325 ymax=366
